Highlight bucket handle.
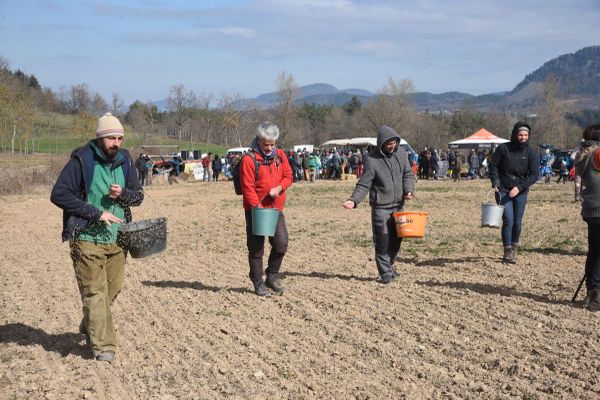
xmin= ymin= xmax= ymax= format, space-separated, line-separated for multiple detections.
xmin=484 ymin=189 xmax=503 ymax=205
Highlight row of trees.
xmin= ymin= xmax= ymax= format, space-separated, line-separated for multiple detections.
xmin=0 ymin=56 xmax=590 ymax=156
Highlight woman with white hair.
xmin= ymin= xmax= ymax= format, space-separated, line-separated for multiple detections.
xmin=239 ymin=122 xmax=293 ymax=296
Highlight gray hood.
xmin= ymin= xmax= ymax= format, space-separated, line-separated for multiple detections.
xmin=377 ymin=126 xmax=401 ymax=156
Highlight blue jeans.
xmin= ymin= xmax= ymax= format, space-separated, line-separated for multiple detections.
xmin=496 ymin=191 xmax=528 ymax=247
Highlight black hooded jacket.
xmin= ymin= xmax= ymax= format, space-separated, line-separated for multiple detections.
xmin=489 ymin=122 xmax=538 ymax=193
xmin=348 ymin=126 xmax=414 ymax=208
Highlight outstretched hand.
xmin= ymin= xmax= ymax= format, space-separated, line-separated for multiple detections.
xmin=343 ymin=200 xmax=355 ymax=209
xmin=99 ymin=211 xmax=123 ymax=226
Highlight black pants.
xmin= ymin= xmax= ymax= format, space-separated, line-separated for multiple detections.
xmin=213 ymin=170 xmax=220 ymax=181
xmin=585 ymin=219 xmax=600 ymax=289
xmin=138 ymin=170 xmax=147 ymax=186
xmin=245 ymin=210 xmax=288 ymax=285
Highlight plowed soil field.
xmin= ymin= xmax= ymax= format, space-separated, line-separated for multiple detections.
xmin=1 ymin=178 xmax=599 ymax=399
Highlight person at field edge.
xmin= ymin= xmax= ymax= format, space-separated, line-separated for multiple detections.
xmin=135 ymin=152 xmax=149 ymax=186
xmin=343 ymin=126 xmax=415 ymax=284
xmin=50 ymin=112 xmax=144 ymax=362
xmin=240 ymin=122 xmax=293 ymax=296
xmin=574 ymin=124 xmax=600 ymax=311
xmin=489 ymin=122 xmax=538 ymax=264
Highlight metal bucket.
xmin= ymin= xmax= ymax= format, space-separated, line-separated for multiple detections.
xmin=481 ymin=190 xmax=504 ymax=228
xmin=118 ymin=217 xmax=167 ymax=258
xmin=251 ymin=208 xmax=279 ymax=237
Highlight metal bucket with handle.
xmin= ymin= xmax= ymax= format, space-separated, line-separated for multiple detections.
xmin=481 ymin=189 xmax=504 ymax=228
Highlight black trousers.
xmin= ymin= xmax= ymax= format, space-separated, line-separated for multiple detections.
xmin=585 ymin=219 xmax=600 ymax=289
xmin=245 ymin=210 xmax=288 ymax=285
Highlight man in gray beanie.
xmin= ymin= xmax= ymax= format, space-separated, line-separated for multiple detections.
xmin=51 ymin=113 xmax=144 ymax=362
xmin=343 ymin=126 xmax=415 ymax=284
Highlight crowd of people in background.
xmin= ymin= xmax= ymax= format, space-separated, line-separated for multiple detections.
xmin=132 ymin=140 xmax=584 ymax=201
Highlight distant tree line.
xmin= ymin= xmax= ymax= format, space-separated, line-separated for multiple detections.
xmin=0 ymin=55 xmax=594 ymax=155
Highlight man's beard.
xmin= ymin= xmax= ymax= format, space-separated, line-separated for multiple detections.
xmin=105 ymin=147 xmax=118 ymax=159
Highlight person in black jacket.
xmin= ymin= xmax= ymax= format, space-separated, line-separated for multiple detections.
xmin=489 ymin=122 xmax=538 ymax=263
xmin=50 ymin=113 xmax=143 ymax=362
xmin=135 ymin=153 xmax=149 ymax=186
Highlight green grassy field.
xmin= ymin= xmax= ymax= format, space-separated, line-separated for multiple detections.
xmin=5 ymin=111 xmax=227 ymax=156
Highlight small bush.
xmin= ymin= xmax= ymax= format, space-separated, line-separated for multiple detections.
xmin=0 ymin=154 xmax=68 ymax=195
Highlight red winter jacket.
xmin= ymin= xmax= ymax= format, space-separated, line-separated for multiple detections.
xmin=240 ymin=148 xmax=293 ymax=211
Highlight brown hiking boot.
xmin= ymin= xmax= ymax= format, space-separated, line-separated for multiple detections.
xmin=510 ymin=243 xmax=519 ymax=263
xmin=502 ymin=246 xmax=514 ymax=263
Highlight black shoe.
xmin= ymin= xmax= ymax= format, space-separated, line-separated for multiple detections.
xmin=266 ymin=275 xmax=284 ymax=294
xmin=380 ymin=275 xmax=396 ymax=285
xmin=587 ymin=289 xmax=600 ymax=312
xmin=254 ymin=281 xmax=272 ymax=297
xmin=583 ymin=287 xmax=592 ymax=308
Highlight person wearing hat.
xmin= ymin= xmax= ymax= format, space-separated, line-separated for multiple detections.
xmin=343 ymin=126 xmax=415 ymax=284
xmin=489 ymin=122 xmax=538 ymax=263
xmin=51 ymin=112 xmax=144 ymax=362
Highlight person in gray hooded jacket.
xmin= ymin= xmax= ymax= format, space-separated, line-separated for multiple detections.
xmin=343 ymin=126 xmax=415 ymax=284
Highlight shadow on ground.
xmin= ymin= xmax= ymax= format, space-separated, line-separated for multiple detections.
xmin=141 ymin=280 xmax=252 ymax=294
xmin=403 ymin=256 xmax=487 ymax=267
xmin=0 ymin=323 xmax=91 ymax=359
xmin=416 ymin=280 xmax=571 ymax=306
xmin=282 ymin=271 xmax=373 ymax=282
xmin=520 ymin=247 xmax=586 ymax=256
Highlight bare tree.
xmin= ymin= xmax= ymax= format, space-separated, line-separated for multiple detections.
xmin=111 ymin=93 xmax=125 ymax=116
xmin=0 ymin=80 xmax=36 ymax=153
xmin=167 ymin=84 xmax=197 ymax=141
xmin=274 ymin=71 xmax=299 ymax=146
xmin=90 ymin=92 xmax=108 ymax=116
xmin=360 ymin=78 xmax=417 ymax=135
xmin=217 ymin=92 xmax=251 ymax=147
xmin=535 ymin=75 xmax=569 ymax=147
xmin=64 ymin=84 xmax=92 ymax=114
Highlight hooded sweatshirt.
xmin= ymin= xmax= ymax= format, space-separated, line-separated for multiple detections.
xmin=575 ymin=142 xmax=600 ymax=219
xmin=348 ymin=126 xmax=414 ymax=208
xmin=489 ymin=122 xmax=538 ymax=193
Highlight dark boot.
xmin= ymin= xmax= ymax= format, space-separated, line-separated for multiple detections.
xmin=253 ymin=281 xmax=272 ymax=297
xmin=587 ymin=289 xmax=600 ymax=311
xmin=510 ymin=243 xmax=519 ymax=263
xmin=266 ymin=274 xmax=284 ymax=295
xmin=502 ymin=246 xmax=514 ymax=263
xmin=583 ymin=286 xmax=592 ymax=308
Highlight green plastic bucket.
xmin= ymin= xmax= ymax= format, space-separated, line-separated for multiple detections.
xmin=251 ymin=208 xmax=279 ymax=236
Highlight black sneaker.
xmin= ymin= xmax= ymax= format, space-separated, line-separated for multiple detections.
xmin=587 ymin=289 xmax=600 ymax=312
xmin=380 ymin=275 xmax=396 ymax=285
xmin=266 ymin=275 xmax=284 ymax=294
xmin=254 ymin=282 xmax=272 ymax=297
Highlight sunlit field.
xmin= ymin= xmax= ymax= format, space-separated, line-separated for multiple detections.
xmin=1 ymin=177 xmax=598 ymax=399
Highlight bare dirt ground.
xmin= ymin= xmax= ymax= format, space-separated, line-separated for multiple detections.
xmin=1 ymin=177 xmax=599 ymax=399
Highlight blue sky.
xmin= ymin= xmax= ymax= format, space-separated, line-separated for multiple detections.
xmin=1 ymin=0 xmax=599 ymax=105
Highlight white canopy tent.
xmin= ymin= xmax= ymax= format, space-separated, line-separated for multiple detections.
xmin=321 ymin=137 xmax=415 ymax=154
